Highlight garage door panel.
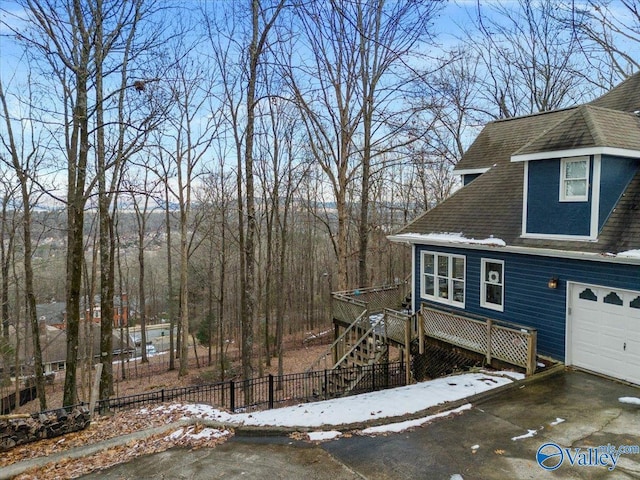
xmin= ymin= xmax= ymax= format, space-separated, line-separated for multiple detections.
xmin=569 ymin=283 xmax=640 ymax=386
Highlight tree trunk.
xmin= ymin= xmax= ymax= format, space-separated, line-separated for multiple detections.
xmin=164 ymin=181 xmax=176 ymax=371
xmin=0 ymin=79 xmax=47 ymax=410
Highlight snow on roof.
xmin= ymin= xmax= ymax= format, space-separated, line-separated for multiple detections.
xmin=391 ymin=232 xmax=507 ymax=247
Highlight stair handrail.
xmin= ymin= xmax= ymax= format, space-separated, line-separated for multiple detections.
xmin=305 ymin=309 xmax=369 ymax=373
xmin=332 ymin=316 xmax=387 ymax=370
xmin=338 ymin=343 xmax=389 ymax=396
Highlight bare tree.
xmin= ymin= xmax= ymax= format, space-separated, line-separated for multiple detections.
xmin=566 ymin=0 xmax=640 ymax=84
xmin=124 ymin=167 xmax=162 ymax=364
xmin=286 ymin=0 xmax=439 ymax=289
xmin=204 ymin=0 xmax=286 ymax=382
xmin=347 ymin=0 xmax=440 ymax=287
xmin=3 ymin=0 xmax=165 ymax=406
xmin=0 ymin=173 xmax=18 ymax=340
xmin=150 ymin=31 xmax=221 ymax=377
xmin=467 ymin=0 xmax=587 ymax=118
xmin=0 ymin=76 xmax=49 ymax=409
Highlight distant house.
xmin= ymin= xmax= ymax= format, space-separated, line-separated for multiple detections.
xmin=389 ymin=73 xmax=640 ymax=386
xmin=85 ymin=293 xmax=130 ymax=328
xmin=3 ymin=296 xmax=131 ymax=376
xmin=36 ymin=302 xmax=67 ymax=329
xmin=34 ymin=293 xmax=131 ymax=330
xmin=2 ymin=322 xmax=125 ymax=376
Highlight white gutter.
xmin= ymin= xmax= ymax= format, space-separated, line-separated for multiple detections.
xmin=511 ymin=146 xmax=640 ymax=162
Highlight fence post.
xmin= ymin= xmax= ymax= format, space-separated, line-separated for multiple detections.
xmin=161 ymin=389 xmax=165 ymax=403
xmin=229 ymin=380 xmax=235 ymax=412
xmin=89 ymin=363 xmax=103 ymax=419
xmin=371 ymin=364 xmax=376 ymax=390
xmin=268 ymin=374 xmax=274 ymax=409
xmin=324 ymin=368 xmax=328 ymax=400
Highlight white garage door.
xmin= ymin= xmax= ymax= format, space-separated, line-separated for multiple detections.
xmin=568 ymin=283 xmax=640 ymax=386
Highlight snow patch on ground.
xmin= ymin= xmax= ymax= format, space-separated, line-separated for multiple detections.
xmin=549 ymin=417 xmax=565 ymax=426
xmin=148 ymin=372 xmax=523 ymax=431
xmin=166 ymin=426 xmax=231 ymax=442
xmin=617 ymin=249 xmax=640 ymax=258
xmin=361 ymin=404 xmax=472 ymax=435
xmin=147 ymin=371 xmax=519 ymax=430
xmin=511 ymin=429 xmax=538 ymax=441
xmin=307 ymin=431 xmax=342 ymax=441
xmin=619 ymin=397 xmax=640 ymax=406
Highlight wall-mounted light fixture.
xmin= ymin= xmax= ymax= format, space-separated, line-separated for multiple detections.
xmin=548 ymin=277 xmax=559 ymax=289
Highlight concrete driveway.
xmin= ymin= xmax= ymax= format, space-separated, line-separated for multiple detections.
xmin=82 ymin=370 xmax=640 ymax=480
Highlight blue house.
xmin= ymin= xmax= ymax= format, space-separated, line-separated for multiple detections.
xmin=389 ymin=73 xmax=640 ymax=386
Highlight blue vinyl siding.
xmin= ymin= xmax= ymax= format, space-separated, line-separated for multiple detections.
xmin=526 ymin=158 xmax=592 ymax=236
xmin=598 ymin=156 xmax=638 ymax=230
xmin=413 ymin=244 xmax=640 ymax=360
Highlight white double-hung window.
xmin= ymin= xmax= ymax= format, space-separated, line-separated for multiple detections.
xmin=560 ymin=156 xmax=589 ymax=201
xmin=481 ymin=259 xmax=504 ymax=311
xmin=421 ymin=252 xmax=465 ymax=307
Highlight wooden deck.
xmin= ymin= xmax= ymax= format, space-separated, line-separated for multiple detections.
xmin=330 ymin=282 xmax=538 ymax=376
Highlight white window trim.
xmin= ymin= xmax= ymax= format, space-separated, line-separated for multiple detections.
xmin=559 ymin=156 xmax=590 ymax=202
xmin=480 ymin=258 xmax=504 ymax=312
xmin=420 ymin=251 xmax=466 ymax=307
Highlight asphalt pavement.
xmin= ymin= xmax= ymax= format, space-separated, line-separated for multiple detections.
xmin=77 ymin=369 xmax=640 ymax=480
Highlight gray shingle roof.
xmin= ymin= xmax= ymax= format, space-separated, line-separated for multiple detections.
xmin=398 ymin=72 xmax=640 ymax=255
xmin=513 ymin=105 xmax=640 ymax=156
xmin=589 ymin=72 xmax=640 ymax=112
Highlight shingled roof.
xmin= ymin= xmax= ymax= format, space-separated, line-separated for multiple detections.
xmin=513 ymin=105 xmax=640 ymax=157
xmin=396 ymin=72 xmax=640 ymax=256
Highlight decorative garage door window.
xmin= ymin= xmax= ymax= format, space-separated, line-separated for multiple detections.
xmin=421 ymin=251 xmax=465 ymax=307
xmin=578 ymin=288 xmax=597 ymax=301
xmin=603 ymin=292 xmax=624 ymax=305
xmin=481 ymin=259 xmax=504 ymax=312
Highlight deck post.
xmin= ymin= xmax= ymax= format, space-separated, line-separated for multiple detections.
xmin=333 ymin=323 xmax=340 ymax=366
xmin=404 ymin=317 xmax=411 ymax=385
xmin=486 ymin=319 xmax=493 ymax=366
xmin=526 ymin=331 xmax=537 ymax=376
xmin=418 ymin=310 xmax=424 ymax=355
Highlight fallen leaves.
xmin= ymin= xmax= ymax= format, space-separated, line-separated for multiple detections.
xmin=3 ymin=405 xmax=234 ymax=479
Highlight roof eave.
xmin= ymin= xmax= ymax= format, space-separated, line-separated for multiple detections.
xmin=387 ymin=234 xmax=640 ymax=265
xmin=511 ymin=146 xmax=640 ymax=162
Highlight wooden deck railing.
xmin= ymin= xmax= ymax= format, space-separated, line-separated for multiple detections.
xmin=418 ymin=306 xmax=537 ymax=375
xmin=329 ymin=282 xmax=538 ymax=378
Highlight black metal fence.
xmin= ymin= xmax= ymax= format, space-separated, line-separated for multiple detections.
xmin=92 ymin=361 xmax=406 ymax=415
xmin=1 ymin=386 xmax=37 ymax=415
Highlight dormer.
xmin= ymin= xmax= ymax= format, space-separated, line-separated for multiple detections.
xmin=455 ymin=168 xmax=490 ymax=186
xmin=511 ymin=106 xmax=640 ymax=241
